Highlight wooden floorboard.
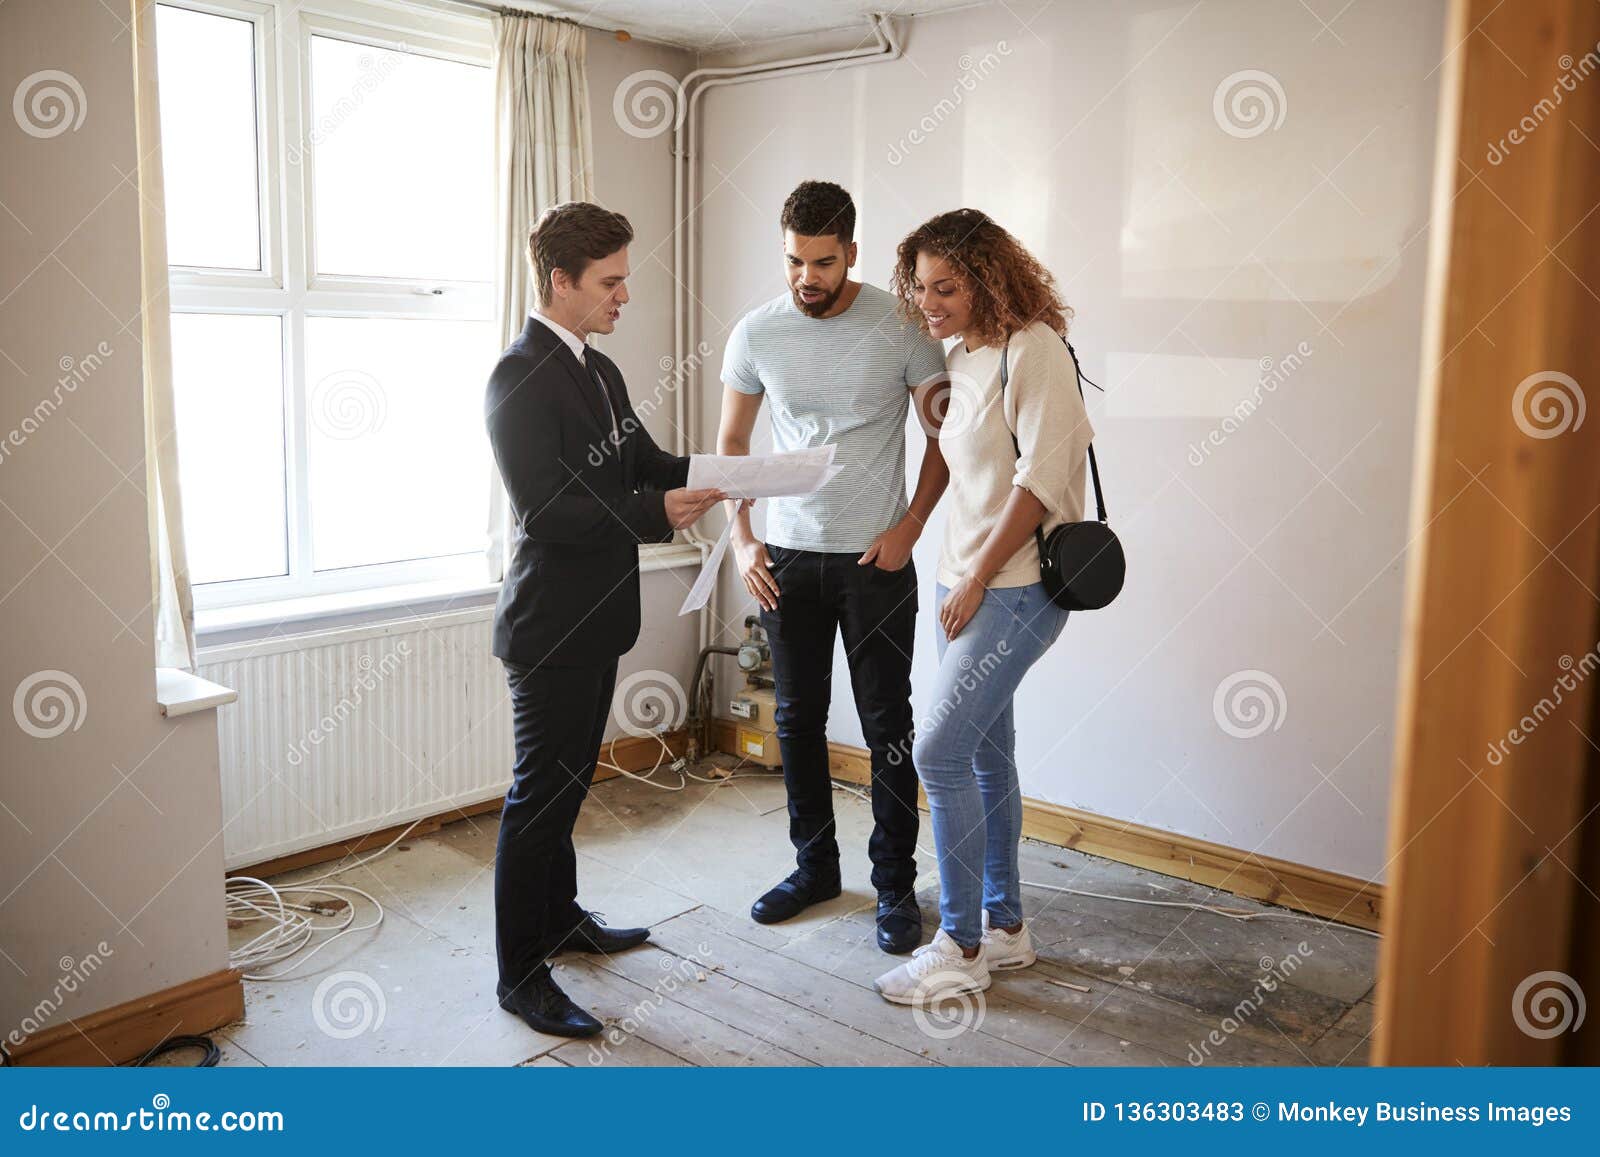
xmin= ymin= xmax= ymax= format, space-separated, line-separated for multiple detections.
xmin=227 ymin=764 xmax=1375 ymax=1067
xmin=594 ymin=937 xmax=936 ymax=1067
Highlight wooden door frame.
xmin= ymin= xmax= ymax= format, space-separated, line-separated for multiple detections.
xmin=1377 ymin=0 xmax=1600 ymax=1064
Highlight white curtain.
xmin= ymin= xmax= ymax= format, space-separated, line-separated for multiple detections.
xmin=132 ymin=0 xmax=196 ymax=670
xmin=486 ymin=13 xmax=595 ymax=580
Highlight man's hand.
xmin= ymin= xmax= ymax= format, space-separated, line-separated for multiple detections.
xmin=733 ymin=529 xmax=780 ymax=611
xmin=663 ymin=487 xmax=726 ymax=529
xmin=858 ymin=520 xmax=918 ymax=572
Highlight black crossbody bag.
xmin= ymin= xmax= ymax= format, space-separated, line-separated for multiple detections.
xmin=999 ymin=335 xmax=1126 ymax=611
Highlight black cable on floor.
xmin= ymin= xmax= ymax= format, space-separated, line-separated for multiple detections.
xmin=128 ymin=1034 xmax=221 ymax=1067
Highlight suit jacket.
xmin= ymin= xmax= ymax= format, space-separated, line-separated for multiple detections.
xmin=486 ymin=316 xmax=690 ymax=668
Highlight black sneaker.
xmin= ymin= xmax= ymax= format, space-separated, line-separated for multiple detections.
xmin=876 ymin=890 xmax=923 ymax=954
xmin=750 ymin=867 xmax=842 ymax=924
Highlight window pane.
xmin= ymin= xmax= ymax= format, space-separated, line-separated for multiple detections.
xmin=304 ymin=317 xmax=494 ymax=571
xmin=309 ymin=37 xmax=492 ymax=282
xmin=170 ymin=313 xmax=288 ymax=584
xmin=156 ymin=5 xmax=262 ymax=270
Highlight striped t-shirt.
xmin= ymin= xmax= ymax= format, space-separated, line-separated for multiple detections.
xmin=721 ymin=283 xmax=948 ymax=553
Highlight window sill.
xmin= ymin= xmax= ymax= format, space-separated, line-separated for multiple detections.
xmin=194 ymin=542 xmax=705 ymax=647
xmin=157 ymin=668 xmax=238 ymax=718
xmin=196 ymin=575 xmax=502 ymax=644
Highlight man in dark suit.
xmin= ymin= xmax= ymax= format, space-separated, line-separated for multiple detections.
xmin=485 ymin=202 xmax=722 ymax=1037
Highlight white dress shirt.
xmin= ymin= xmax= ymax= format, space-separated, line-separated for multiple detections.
xmin=530 ymin=309 xmax=588 ymax=363
xmin=530 ymin=310 xmax=616 ymax=436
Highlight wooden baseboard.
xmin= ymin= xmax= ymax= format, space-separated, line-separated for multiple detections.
xmin=12 ymin=736 xmax=681 ymax=1065
xmin=231 ymin=730 xmax=688 ymax=880
xmin=712 ymin=719 xmax=1382 ymax=931
xmin=7 ymin=967 xmax=244 ymax=1067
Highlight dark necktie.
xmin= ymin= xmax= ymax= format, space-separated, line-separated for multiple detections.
xmin=584 ymin=354 xmax=619 ymax=438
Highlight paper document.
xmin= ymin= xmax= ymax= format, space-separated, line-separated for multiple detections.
xmin=678 ymin=446 xmax=840 ymax=616
xmin=686 ymin=444 xmax=837 ymax=499
xmin=678 ymin=520 xmax=733 ymax=616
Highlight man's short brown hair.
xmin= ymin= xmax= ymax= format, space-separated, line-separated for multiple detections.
xmin=528 ymin=202 xmax=634 ymax=305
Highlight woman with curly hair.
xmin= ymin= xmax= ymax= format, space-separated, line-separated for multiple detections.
xmin=873 ymin=208 xmax=1095 ymax=1006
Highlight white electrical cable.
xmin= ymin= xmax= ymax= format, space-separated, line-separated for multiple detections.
xmin=225 ymin=745 xmax=779 ymax=981
xmin=226 ymin=815 xmax=428 ymax=980
xmin=232 ymin=754 xmax=1355 ymax=988
xmin=820 ymin=782 xmax=1380 ymax=937
xmin=597 ymin=731 xmax=687 ymax=790
xmin=596 ymin=732 xmax=783 ymax=790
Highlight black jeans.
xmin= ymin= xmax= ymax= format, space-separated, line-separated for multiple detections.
xmin=759 ymin=544 xmax=919 ymax=895
xmin=494 ymin=658 xmax=617 ymax=989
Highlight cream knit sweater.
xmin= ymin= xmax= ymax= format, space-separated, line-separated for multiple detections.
xmin=936 ymin=321 xmax=1096 ymax=589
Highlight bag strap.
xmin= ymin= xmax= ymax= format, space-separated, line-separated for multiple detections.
xmin=999 ymin=333 xmax=1108 ymax=523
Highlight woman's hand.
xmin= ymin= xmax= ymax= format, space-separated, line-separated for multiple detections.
xmin=939 ymin=575 xmax=986 ymax=640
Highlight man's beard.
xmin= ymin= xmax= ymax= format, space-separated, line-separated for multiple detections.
xmin=792 ymin=280 xmax=842 ymax=318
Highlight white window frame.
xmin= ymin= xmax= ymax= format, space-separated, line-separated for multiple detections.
xmin=163 ymin=0 xmax=498 ymax=611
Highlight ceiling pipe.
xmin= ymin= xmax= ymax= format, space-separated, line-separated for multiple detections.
xmin=666 ymin=16 xmax=903 ymax=660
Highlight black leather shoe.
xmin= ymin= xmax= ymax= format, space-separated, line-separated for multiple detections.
xmin=497 ymin=969 xmax=602 ymax=1038
xmin=876 ymin=890 xmax=923 ymax=954
xmin=549 ymin=911 xmax=650 ymax=957
xmin=750 ymin=868 xmax=842 ymax=924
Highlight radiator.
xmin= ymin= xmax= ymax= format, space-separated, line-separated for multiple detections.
xmin=197 ymin=608 xmax=512 ymax=871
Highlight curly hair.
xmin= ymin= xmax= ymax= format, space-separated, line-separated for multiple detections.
xmin=890 ymin=208 xmax=1070 ymax=347
xmin=780 ymin=180 xmax=855 ymax=244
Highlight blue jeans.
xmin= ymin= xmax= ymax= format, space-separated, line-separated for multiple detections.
xmin=914 ymin=582 xmax=1069 ymax=948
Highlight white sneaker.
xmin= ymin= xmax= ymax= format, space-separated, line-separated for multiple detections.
xmin=873 ymin=928 xmax=991 ymax=1005
xmin=981 ymin=910 xmax=1037 ymax=970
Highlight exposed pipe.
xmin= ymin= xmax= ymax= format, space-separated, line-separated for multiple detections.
xmin=668 ymin=15 xmax=904 ymax=670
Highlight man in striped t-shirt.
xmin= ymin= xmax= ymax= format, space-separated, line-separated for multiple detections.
xmin=716 ymin=181 xmax=949 ymax=955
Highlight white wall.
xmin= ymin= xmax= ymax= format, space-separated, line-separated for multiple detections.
xmin=586 ymin=29 xmax=702 ymax=722
xmin=587 ymin=28 xmax=691 ymax=459
xmin=696 ymin=0 xmax=1448 ymax=882
xmin=0 ymin=11 xmax=700 ymax=1044
xmin=0 ymin=0 xmax=230 ymax=1036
